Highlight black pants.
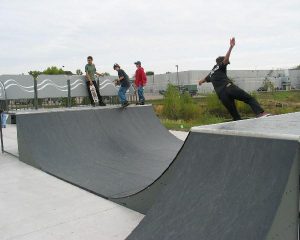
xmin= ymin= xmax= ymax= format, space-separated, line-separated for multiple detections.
xmin=218 ymin=84 xmax=264 ymax=121
xmin=86 ymin=81 xmax=103 ymax=105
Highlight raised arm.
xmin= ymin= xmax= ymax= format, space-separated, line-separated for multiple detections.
xmin=198 ymin=78 xmax=207 ymax=85
xmin=223 ymin=37 xmax=235 ymax=65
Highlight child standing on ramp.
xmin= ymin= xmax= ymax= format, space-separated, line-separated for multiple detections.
xmin=113 ymin=64 xmax=130 ymax=108
xmin=134 ymin=61 xmax=147 ymax=105
xmin=198 ymin=37 xmax=269 ymax=121
xmin=85 ymin=56 xmax=106 ymax=107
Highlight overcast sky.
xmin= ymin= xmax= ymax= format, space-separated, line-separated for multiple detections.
xmin=0 ymin=0 xmax=299 ymax=76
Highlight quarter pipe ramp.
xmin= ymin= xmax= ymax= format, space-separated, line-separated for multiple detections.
xmin=16 ymin=106 xmax=300 ymax=239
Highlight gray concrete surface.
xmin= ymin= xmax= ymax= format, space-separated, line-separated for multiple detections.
xmin=192 ymin=111 xmax=300 ymax=140
xmin=169 ymin=130 xmax=188 ymax=141
xmin=128 ymin=113 xmax=300 ymax=240
xmin=0 ymin=123 xmax=187 ymax=240
xmin=0 ymin=153 xmax=144 ymax=240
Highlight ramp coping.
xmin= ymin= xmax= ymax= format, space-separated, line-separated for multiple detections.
xmin=12 ymin=104 xmax=151 ymax=116
xmin=192 ymin=111 xmax=300 ymax=141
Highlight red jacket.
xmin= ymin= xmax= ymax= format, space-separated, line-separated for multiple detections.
xmin=135 ymin=67 xmax=147 ymax=87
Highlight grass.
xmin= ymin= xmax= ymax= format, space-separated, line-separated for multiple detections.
xmin=160 ymin=114 xmax=227 ymax=131
xmin=149 ymin=89 xmax=300 ymax=131
xmin=258 ymin=91 xmax=300 ymax=102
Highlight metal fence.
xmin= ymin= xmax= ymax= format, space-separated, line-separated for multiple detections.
xmin=0 ymin=74 xmax=137 ymax=111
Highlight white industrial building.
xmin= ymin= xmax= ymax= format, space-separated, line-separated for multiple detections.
xmin=144 ymin=69 xmax=300 ymax=94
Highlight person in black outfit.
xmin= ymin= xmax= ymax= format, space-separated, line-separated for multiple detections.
xmin=113 ymin=63 xmax=130 ymax=107
xmin=198 ymin=37 xmax=269 ymax=121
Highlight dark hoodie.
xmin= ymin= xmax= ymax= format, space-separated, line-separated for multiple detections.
xmin=205 ymin=61 xmax=232 ymax=94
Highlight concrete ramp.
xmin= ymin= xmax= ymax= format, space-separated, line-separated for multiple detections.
xmin=16 ymin=106 xmax=300 ymax=239
xmin=127 ymin=132 xmax=299 ymax=239
xmin=127 ymin=113 xmax=300 ymax=240
xmin=16 ymin=105 xmax=183 ymax=213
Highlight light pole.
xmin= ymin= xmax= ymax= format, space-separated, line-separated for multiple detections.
xmin=175 ymin=65 xmax=179 ymax=86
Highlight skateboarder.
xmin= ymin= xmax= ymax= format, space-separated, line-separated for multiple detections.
xmin=113 ymin=64 xmax=130 ymax=108
xmin=85 ymin=56 xmax=106 ymax=107
xmin=134 ymin=61 xmax=147 ymax=105
xmin=198 ymin=37 xmax=269 ymax=121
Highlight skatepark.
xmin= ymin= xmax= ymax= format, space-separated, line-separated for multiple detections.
xmin=1 ymin=104 xmax=299 ymax=239
xmin=1 ymin=0 xmax=300 ymax=238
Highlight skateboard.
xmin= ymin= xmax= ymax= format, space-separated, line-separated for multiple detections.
xmin=90 ymin=85 xmax=99 ymax=103
xmin=120 ymin=102 xmax=130 ymax=109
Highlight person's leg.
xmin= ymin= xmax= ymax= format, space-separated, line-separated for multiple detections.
xmin=219 ymin=92 xmax=241 ymax=121
xmin=118 ymin=86 xmax=128 ymax=104
xmin=86 ymin=81 xmax=95 ymax=106
xmin=227 ymin=85 xmax=264 ymax=115
xmin=138 ymin=86 xmax=145 ymax=104
xmin=137 ymin=86 xmax=141 ymax=101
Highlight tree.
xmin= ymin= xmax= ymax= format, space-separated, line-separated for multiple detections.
xmin=28 ymin=71 xmax=42 ymax=79
xmin=146 ymin=71 xmax=154 ymax=76
xmin=63 ymin=71 xmax=73 ymax=75
xmin=102 ymin=72 xmax=110 ymax=76
xmin=292 ymin=65 xmax=300 ymax=70
xmin=262 ymin=78 xmax=275 ymax=92
xmin=29 ymin=66 xmax=73 ymax=78
xmin=43 ymin=66 xmax=65 ymax=75
xmin=76 ymin=69 xmax=83 ymax=75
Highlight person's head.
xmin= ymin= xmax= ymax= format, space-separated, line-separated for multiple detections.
xmin=134 ymin=61 xmax=141 ymax=68
xmin=87 ymin=56 xmax=93 ymax=64
xmin=216 ymin=56 xmax=224 ymax=65
xmin=216 ymin=56 xmax=230 ymax=65
xmin=113 ymin=63 xmax=120 ymax=71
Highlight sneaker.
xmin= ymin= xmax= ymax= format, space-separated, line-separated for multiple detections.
xmin=121 ymin=102 xmax=130 ymax=108
xmin=99 ymin=102 xmax=106 ymax=106
xmin=257 ymin=112 xmax=271 ymax=118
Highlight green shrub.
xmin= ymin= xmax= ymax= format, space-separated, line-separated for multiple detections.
xmin=180 ymin=92 xmax=199 ymax=120
xmin=262 ymin=78 xmax=275 ymax=92
xmin=162 ymin=84 xmax=181 ymax=120
xmin=162 ymin=84 xmax=200 ymax=120
xmin=205 ymin=93 xmax=227 ymax=116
